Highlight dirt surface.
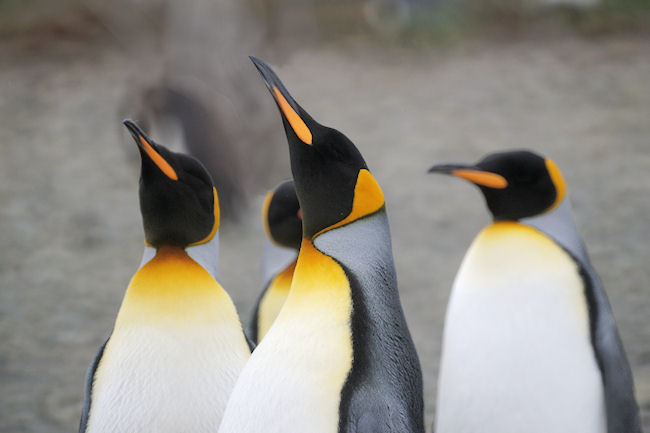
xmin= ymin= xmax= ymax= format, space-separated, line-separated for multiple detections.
xmin=1 ymin=28 xmax=649 ymax=432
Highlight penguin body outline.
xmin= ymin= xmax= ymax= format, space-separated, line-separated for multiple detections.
xmin=524 ymin=199 xmax=642 ymax=433
xmin=79 ymin=121 xmax=250 ymax=433
xmin=430 ymin=150 xmax=641 ymax=433
xmin=218 ymin=57 xmax=424 ymax=433
xmin=246 ymin=180 xmax=301 ymax=344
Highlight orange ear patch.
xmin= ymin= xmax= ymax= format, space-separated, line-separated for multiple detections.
xmin=545 ymin=158 xmax=566 ymax=211
xmin=139 ymin=136 xmax=178 ymax=181
xmin=273 ymin=87 xmax=313 ymax=145
xmin=261 ymin=190 xmax=274 ymax=240
xmin=188 ymin=188 xmax=220 ymax=247
xmin=451 ymin=169 xmax=508 ymax=189
xmin=315 ymin=169 xmax=385 ymax=237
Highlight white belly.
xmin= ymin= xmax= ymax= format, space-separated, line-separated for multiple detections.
xmin=86 ymin=325 xmax=248 ymax=433
xmin=218 ymin=317 xmax=351 ymax=433
xmin=436 ymin=222 xmax=606 ymax=433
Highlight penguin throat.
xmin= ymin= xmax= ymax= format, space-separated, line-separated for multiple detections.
xmin=283 ymin=240 xmax=352 ymax=305
xmin=115 ymin=245 xmax=230 ymax=327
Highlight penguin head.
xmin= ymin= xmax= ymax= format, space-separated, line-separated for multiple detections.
xmin=123 ymin=119 xmax=219 ymax=248
xmin=250 ymin=57 xmax=384 ymax=239
xmin=262 ymin=180 xmax=302 ymax=250
xmin=429 ymin=150 xmax=566 ymax=221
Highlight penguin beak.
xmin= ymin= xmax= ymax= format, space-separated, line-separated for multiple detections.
xmin=249 ymin=56 xmax=313 ymax=146
xmin=428 ymin=163 xmax=508 ymax=189
xmin=123 ymin=119 xmax=178 ymax=181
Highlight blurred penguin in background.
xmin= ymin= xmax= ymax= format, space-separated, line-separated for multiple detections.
xmin=135 ymin=85 xmax=249 ymax=220
xmin=114 ymin=0 xmax=302 ymax=222
xmin=430 ymin=150 xmax=642 ymax=433
xmin=246 ymin=180 xmax=302 ymax=344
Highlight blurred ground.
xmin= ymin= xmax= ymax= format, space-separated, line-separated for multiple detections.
xmin=1 ymin=8 xmax=649 ymax=433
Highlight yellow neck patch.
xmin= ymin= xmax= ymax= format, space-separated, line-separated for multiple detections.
xmin=315 ymin=169 xmax=385 ymax=237
xmin=481 ymin=220 xmax=542 ymax=240
xmin=279 ymin=240 xmax=352 ymax=315
xmin=545 ymin=158 xmax=566 ymax=212
xmin=114 ymin=245 xmax=233 ymax=328
xmin=257 ymin=260 xmax=297 ymax=340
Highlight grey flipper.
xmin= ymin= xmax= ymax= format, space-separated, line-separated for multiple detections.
xmin=78 ymin=337 xmax=109 ymax=433
xmin=315 ymin=210 xmax=425 ymax=433
xmin=524 ymin=198 xmax=642 ymax=433
xmin=578 ymin=253 xmax=643 ymax=433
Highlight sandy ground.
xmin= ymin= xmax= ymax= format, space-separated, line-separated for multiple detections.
xmin=1 ymin=28 xmax=649 ymax=432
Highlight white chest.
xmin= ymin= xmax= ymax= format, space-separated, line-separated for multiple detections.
xmin=436 ymin=223 xmax=606 ymax=433
xmin=86 ymin=325 xmax=248 ymax=433
xmin=218 ymin=241 xmax=353 ymax=433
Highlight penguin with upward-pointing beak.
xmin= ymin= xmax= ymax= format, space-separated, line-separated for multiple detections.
xmin=78 ymin=120 xmax=250 ymax=433
xmin=218 ymin=58 xmax=424 ymax=433
xmin=429 ymin=150 xmax=642 ymax=433
xmin=246 ymin=180 xmax=302 ymax=344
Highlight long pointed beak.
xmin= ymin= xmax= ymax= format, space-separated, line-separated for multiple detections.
xmin=123 ymin=119 xmax=178 ymax=181
xmin=249 ymin=56 xmax=313 ymax=145
xmin=428 ymin=163 xmax=508 ymax=189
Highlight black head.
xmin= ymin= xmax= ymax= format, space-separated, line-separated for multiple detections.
xmin=250 ymin=57 xmax=384 ymax=239
xmin=429 ymin=150 xmax=566 ymax=221
xmin=123 ymin=119 xmax=219 ymax=248
xmin=263 ymin=180 xmax=302 ymax=250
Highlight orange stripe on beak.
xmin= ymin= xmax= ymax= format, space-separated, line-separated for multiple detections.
xmin=451 ymin=169 xmax=508 ymax=189
xmin=273 ymin=87 xmax=312 ymax=145
xmin=139 ymin=136 xmax=178 ymax=181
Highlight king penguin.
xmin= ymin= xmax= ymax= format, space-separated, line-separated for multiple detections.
xmin=78 ymin=120 xmax=250 ymax=433
xmin=218 ymin=58 xmax=424 ymax=433
xmin=246 ymin=180 xmax=302 ymax=344
xmin=429 ymin=150 xmax=642 ymax=433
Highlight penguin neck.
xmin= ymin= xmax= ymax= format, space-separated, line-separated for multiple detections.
xmin=519 ymin=197 xmax=590 ymax=265
xmin=138 ymin=229 xmax=220 ymax=282
xmin=310 ymin=208 xmax=421 ymax=420
xmin=117 ymin=244 xmax=229 ymax=328
xmin=186 ymin=230 xmax=221 ymax=282
xmin=313 ymin=209 xmax=396 ymax=290
xmin=311 ymin=210 xmax=404 ymax=329
xmin=285 ymin=239 xmax=351 ymax=301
